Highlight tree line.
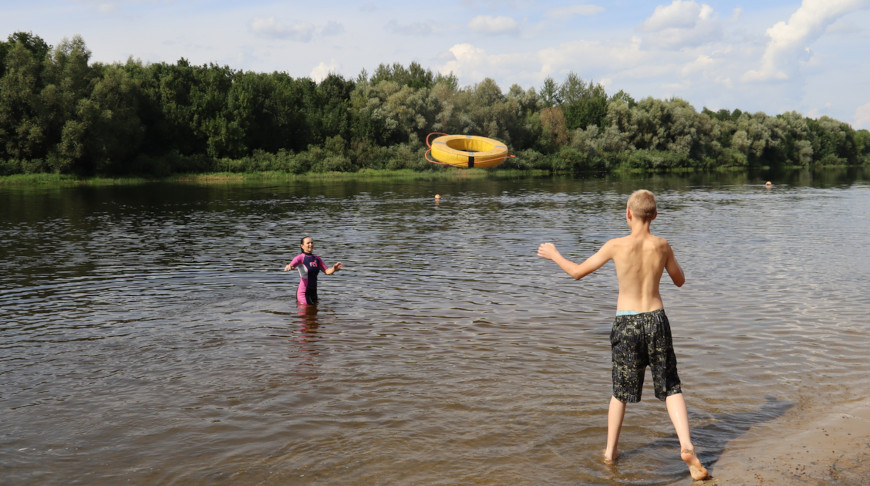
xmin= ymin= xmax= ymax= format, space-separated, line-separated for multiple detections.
xmin=1 ymin=32 xmax=868 ymax=177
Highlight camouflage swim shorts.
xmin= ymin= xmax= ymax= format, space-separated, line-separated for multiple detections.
xmin=610 ymin=309 xmax=682 ymax=403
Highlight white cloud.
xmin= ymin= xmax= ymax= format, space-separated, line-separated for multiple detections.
xmin=468 ymin=15 xmax=519 ymax=35
xmin=854 ymin=101 xmax=870 ymax=129
xmin=310 ymin=60 xmax=339 ymax=83
xmin=437 ymin=43 xmax=531 ymax=85
xmin=642 ymin=0 xmax=711 ymax=30
xmin=545 ymin=5 xmax=604 ymax=19
xmin=536 ymin=36 xmax=646 ymax=81
xmin=681 ymin=54 xmax=715 ymax=76
xmin=743 ymin=0 xmax=870 ymax=82
xmin=639 ymin=0 xmax=722 ymax=48
xmin=716 ymin=75 xmax=734 ymax=90
xmin=249 ymin=17 xmax=316 ymax=42
xmin=439 ymin=43 xmax=487 ymax=79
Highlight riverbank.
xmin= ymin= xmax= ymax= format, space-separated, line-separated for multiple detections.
xmin=3 ymin=165 xmax=868 ymax=188
xmin=0 ymin=168 xmax=557 ymax=186
xmin=696 ymin=397 xmax=870 ymax=485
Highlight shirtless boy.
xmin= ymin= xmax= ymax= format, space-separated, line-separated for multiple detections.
xmin=537 ymin=189 xmax=709 ymax=481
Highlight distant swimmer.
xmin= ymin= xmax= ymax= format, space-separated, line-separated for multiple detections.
xmin=537 ymin=190 xmax=710 ymax=481
xmin=284 ymin=236 xmax=343 ymax=305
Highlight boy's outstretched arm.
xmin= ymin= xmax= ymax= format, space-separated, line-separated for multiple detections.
xmin=538 ymin=242 xmax=613 ymax=280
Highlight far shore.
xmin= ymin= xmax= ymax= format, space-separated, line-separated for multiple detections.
xmin=6 ymin=164 xmax=867 ymax=187
xmin=676 ymin=397 xmax=870 ymax=485
xmin=0 ymin=168 xmax=558 ymax=186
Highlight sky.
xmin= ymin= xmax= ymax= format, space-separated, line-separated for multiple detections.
xmin=4 ymin=0 xmax=870 ymax=129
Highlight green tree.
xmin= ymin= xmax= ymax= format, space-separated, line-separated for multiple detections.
xmin=193 ymin=63 xmax=240 ymax=158
xmin=79 ymin=64 xmax=144 ymax=172
xmin=558 ymin=72 xmax=608 ymax=130
xmin=370 ymin=61 xmax=434 ymax=90
xmin=854 ymin=129 xmax=870 ymax=163
xmin=539 ymin=77 xmax=560 ymax=108
xmin=731 ymin=112 xmax=776 ymax=165
xmin=504 ymin=84 xmax=540 ymax=150
xmin=0 ymin=32 xmax=50 ymax=78
xmin=147 ymin=59 xmax=202 ymax=156
xmin=609 ymin=89 xmax=636 ymax=107
xmin=308 ymin=73 xmax=353 ymax=145
xmin=808 ymin=116 xmax=858 ymax=165
xmin=628 ymin=97 xmax=712 ymax=162
xmin=0 ymin=33 xmax=52 ymax=162
xmin=604 ymin=96 xmax=636 ymax=150
xmin=430 ymin=77 xmax=459 ymax=134
xmin=457 ymin=78 xmax=506 ymax=138
xmin=42 ymin=36 xmax=97 ymax=171
xmin=538 ymin=106 xmax=569 ymax=150
xmin=774 ymin=111 xmax=811 ymax=166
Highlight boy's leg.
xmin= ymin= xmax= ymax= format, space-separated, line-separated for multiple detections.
xmin=665 ymin=393 xmax=709 ymax=480
xmin=604 ymin=396 xmax=626 ymax=462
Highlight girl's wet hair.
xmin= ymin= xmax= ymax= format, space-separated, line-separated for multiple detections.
xmin=300 ymin=236 xmax=312 ymax=245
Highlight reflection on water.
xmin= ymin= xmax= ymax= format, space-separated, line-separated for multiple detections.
xmin=1 ymin=169 xmax=869 ymax=484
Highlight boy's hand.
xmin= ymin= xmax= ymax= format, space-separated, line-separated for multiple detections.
xmin=537 ymin=242 xmax=560 ymax=260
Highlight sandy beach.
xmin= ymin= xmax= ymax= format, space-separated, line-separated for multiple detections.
xmin=691 ymin=397 xmax=870 ymax=485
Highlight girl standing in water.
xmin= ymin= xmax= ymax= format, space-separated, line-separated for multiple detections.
xmin=284 ymin=236 xmax=343 ymax=304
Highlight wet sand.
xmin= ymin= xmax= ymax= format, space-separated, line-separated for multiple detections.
xmin=695 ymin=397 xmax=870 ymax=485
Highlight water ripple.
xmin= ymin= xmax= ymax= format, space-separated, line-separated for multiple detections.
xmin=1 ymin=176 xmax=869 ymax=484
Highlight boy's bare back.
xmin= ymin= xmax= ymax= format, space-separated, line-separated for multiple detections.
xmin=603 ymin=231 xmax=683 ymax=312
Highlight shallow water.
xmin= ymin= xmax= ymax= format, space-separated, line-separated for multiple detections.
xmin=2 ymin=170 xmax=869 ymax=484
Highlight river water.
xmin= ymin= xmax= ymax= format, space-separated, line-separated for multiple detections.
xmin=1 ymin=169 xmax=869 ymax=485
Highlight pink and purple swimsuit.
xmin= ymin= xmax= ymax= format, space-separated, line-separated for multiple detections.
xmin=290 ymin=252 xmax=327 ymax=304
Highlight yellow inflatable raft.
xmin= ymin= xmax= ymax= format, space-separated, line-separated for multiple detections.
xmin=426 ymin=133 xmax=511 ymax=168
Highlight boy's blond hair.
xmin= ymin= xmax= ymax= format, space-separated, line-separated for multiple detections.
xmin=627 ymin=189 xmax=657 ymax=222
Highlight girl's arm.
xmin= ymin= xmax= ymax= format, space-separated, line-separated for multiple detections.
xmin=284 ymin=254 xmax=303 ymax=271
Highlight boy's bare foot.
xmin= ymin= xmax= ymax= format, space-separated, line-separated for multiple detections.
xmin=681 ymin=449 xmax=710 ymax=480
xmin=603 ymin=449 xmax=618 ymax=464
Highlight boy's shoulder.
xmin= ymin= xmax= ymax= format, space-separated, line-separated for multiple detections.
xmin=608 ymin=232 xmax=668 ymax=244
xmin=646 ymin=233 xmax=672 ymax=249
xmin=607 ymin=232 xmax=672 ymax=252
